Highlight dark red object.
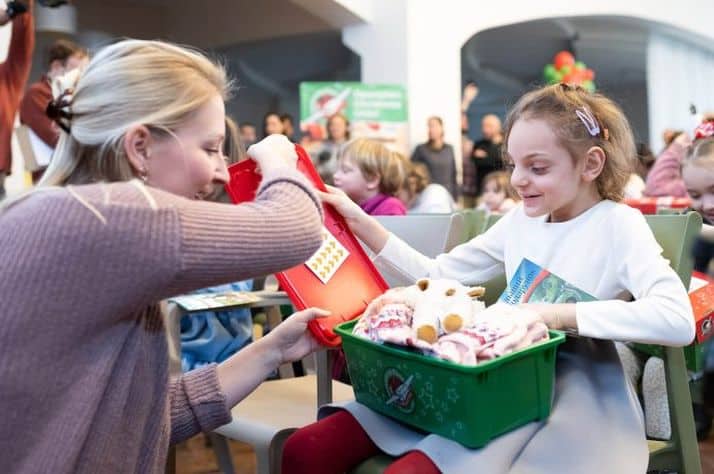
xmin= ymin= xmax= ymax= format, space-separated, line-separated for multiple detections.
xmin=225 ymin=145 xmax=388 ymax=346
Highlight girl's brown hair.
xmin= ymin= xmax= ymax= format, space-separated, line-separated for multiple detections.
xmin=503 ymin=84 xmax=634 ymax=201
xmin=338 ymin=138 xmax=406 ymax=196
xmin=483 ymin=170 xmax=519 ymax=201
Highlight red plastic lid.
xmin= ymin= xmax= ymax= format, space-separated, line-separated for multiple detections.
xmin=225 ymin=145 xmax=388 ymax=346
xmin=623 ymin=197 xmax=691 ymax=214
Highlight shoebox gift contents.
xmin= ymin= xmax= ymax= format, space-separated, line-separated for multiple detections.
xmin=337 ymin=259 xmax=572 ymax=448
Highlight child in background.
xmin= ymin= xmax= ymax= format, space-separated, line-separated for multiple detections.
xmin=620 ymin=132 xmax=714 ymax=442
xmin=398 ymin=162 xmax=455 ymax=214
xmin=477 ymin=170 xmax=518 ymax=214
xmin=333 ymin=138 xmax=407 ymax=216
xmin=283 ymin=84 xmax=694 ymax=474
xmin=644 ymin=131 xmax=692 ymax=197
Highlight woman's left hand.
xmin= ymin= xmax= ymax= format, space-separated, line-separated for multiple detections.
xmin=265 ymin=307 xmax=331 ymax=364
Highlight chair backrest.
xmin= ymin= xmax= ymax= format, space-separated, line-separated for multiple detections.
xmin=483 ymin=213 xmax=503 ymax=232
xmin=460 ymin=209 xmax=487 ymax=242
xmin=375 ymin=213 xmax=465 ymax=258
xmin=644 ymin=212 xmax=701 ymax=286
xmin=643 ymin=212 xmax=703 ymax=474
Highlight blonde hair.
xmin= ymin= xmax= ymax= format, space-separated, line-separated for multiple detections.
xmin=483 ymin=170 xmax=518 ymax=201
xmin=503 ymin=84 xmax=634 ymax=202
xmin=339 ymin=138 xmax=406 ymax=196
xmin=223 ymin=116 xmax=245 ymax=166
xmin=685 ymin=137 xmax=714 ymax=173
xmin=40 ymin=39 xmax=231 ymax=187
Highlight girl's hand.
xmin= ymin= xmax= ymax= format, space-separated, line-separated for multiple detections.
xmin=318 ymin=185 xmax=390 ymax=253
xmin=519 ymin=303 xmax=577 ymax=332
xmin=247 ymin=134 xmax=298 ymax=174
xmin=264 ymin=307 xmax=330 ymax=364
xmin=318 ymin=185 xmax=366 ymax=227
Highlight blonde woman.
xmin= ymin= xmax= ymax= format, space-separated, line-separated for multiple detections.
xmin=0 ymin=39 xmax=326 ymax=473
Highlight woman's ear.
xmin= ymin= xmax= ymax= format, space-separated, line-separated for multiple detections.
xmin=581 ymin=146 xmax=606 ymax=183
xmin=123 ymin=125 xmax=153 ymax=176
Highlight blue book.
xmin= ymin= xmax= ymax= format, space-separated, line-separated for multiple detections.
xmin=499 ymin=259 xmax=596 ymax=304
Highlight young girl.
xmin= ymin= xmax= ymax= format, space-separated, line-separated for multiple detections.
xmin=0 ymin=40 xmax=328 ymax=473
xmin=282 ymin=84 xmax=695 ymax=473
xmin=333 ymin=137 xmax=407 ymax=216
xmin=477 ymin=170 xmax=518 ymax=214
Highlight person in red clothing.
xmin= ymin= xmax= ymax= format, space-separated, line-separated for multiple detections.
xmin=0 ymin=0 xmax=34 ymax=200
xmin=20 ymin=38 xmax=87 ymax=182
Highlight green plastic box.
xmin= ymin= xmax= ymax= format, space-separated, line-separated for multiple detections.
xmin=335 ymin=320 xmax=566 ymax=448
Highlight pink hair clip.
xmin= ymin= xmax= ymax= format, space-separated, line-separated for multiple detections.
xmin=575 ymin=108 xmax=600 ymax=137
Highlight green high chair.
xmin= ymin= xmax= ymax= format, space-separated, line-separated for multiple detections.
xmin=350 ymin=211 xmax=703 ymax=474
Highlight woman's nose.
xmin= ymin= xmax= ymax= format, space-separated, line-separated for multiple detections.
xmin=214 ymin=156 xmax=230 ymax=185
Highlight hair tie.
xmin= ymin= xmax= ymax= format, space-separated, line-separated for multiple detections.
xmin=46 ymin=90 xmax=73 ymax=134
xmin=47 ymin=68 xmax=82 ymax=135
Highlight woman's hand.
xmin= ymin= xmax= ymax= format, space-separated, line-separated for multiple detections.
xmin=264 ymin=307 xmax=331 ymax=364
xmin=247 ymin=134 xmax=298 ymax=174
xmin=318 ymin=185 xmax=390 ymax=253
xmin=215 ymin=307 xmax=330 ymax=408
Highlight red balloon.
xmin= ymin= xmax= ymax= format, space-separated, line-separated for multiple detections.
xmin=553 ymin=51 xmax=575 ymax=70
xmin=584 ymin=69 xmax=595 ymax=81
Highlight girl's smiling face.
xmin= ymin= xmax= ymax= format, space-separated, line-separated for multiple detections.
xmin=506 ymin=118 xmax=602 ymax=222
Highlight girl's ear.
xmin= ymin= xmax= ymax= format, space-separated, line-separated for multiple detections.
xmin=581 ymin=146 xmax=606 ymax=183
xmin=123 ymin=125 xmax=154 ymax=176
xmin=365 ymin=173 xmax=381 ymax=191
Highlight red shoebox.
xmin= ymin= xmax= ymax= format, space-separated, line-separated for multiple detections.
xmin=623 ymin=197 xmax=691 ymax=214
xmin=689 ymin=271 xmax=714 ymax=343
xmin=224 ymin=145 xmax=388 ymax=346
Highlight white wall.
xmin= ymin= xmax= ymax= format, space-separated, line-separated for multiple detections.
xmin=329 ymin=0 xmax=714 ymax=168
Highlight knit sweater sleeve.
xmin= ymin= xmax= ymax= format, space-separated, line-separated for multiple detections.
xmin=169 ymin=364 xmax=230 ymax=444
xmin=644 ymin=142 xmax=688 ymax=197
xmin=162 ymin=167 xmax=324 ymax=296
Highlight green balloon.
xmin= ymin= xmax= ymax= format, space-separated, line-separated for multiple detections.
xmin=575 ymin=61 xmax=586 ymax=71
xmin=583 ymin=80 xmax=596 ymax=92
xmin=543 ymin=64 xmax=557 ymax=83
xmin=560 ymin=65 xmax=572 ymax=76
xmin=553 ymin=70 xmax=564 ymax=83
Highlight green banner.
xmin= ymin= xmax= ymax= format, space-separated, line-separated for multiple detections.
xmin=300 ymin=82 xmax=408 ymax=154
